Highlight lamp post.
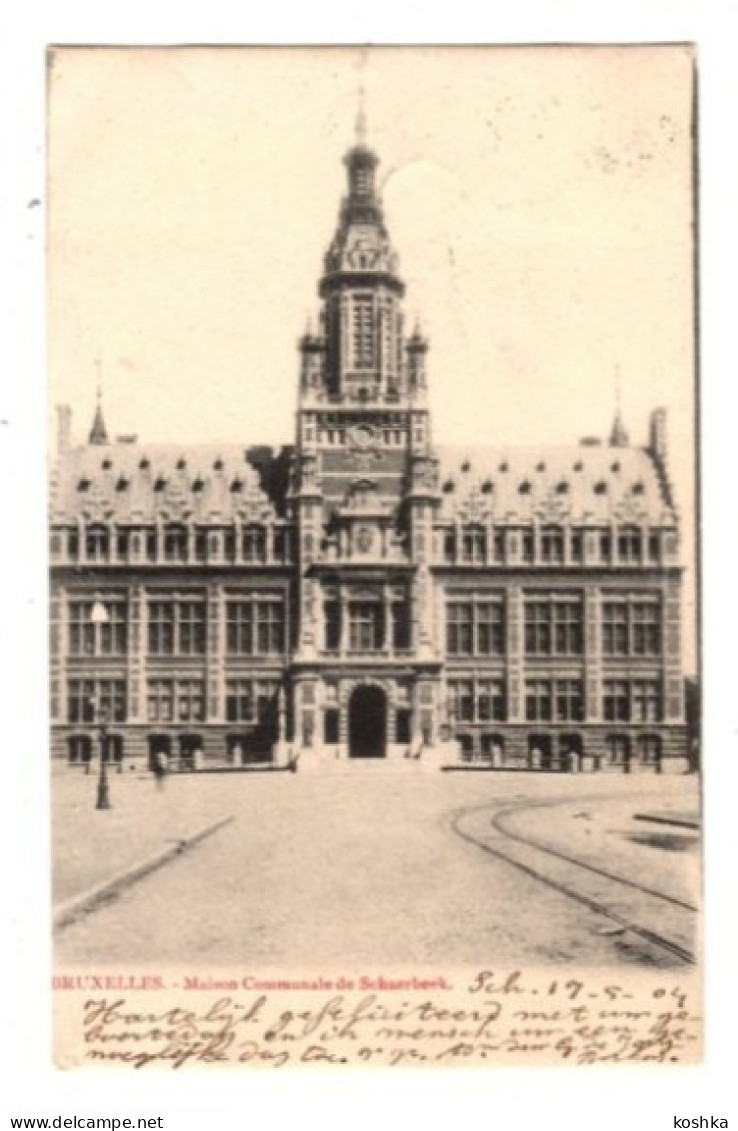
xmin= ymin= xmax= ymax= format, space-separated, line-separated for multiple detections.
xmin=90 ymin=601 xmax=112 ymax=810
xmin=95 ymin=705 xmax=111 ymax=810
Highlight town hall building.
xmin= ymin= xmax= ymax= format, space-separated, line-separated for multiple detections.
xmin=49 ymin=126 xmax=690 ymax=774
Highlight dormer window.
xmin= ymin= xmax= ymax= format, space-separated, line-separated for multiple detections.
xmin=163 ymin=524 xmax=188 ymax=563
xmin=618 ymin=525 xmax=642 ymax=563
xmin=540 ymin=525 xmax=564 ymax=565
xmin=85 ymin=525 xmax=109 ymax=562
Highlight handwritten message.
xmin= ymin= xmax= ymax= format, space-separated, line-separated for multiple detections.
xmin=54 ymin=969 xmax=701 ymax=1068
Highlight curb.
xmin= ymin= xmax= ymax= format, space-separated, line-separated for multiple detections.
xmin=53 ymin=815 xmax=235 ymax=931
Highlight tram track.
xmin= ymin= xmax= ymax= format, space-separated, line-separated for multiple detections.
xmin=450 ymin=798 xmax=699 ymax=966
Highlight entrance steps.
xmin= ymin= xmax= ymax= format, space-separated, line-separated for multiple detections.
xmin=297 ymin=752 xmax=440 ymax=775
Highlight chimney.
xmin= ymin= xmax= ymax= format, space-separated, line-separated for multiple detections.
xmin=56 ymin=404 xmax=72 ymax=455
xmin=649 ymin=407 xmax=668 ymax=462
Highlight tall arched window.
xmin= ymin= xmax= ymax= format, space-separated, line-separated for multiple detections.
xmin=540 ymin=525 xmax=565 ymax=565
xmin=618 ymin=525 xmax=642 ymax=564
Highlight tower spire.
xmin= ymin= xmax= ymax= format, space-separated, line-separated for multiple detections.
xmin=88 ymin=356 xmax=109 ymax=446
xmin=355 ymin=78 xmax=367 ymax=146
xmin=609 ymin=366 xmax=629 ymax=447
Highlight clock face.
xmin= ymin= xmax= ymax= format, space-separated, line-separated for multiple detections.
xmin=349 ymin=423 xmax=375 ymax=449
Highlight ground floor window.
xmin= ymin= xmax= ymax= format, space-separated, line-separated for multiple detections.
xmin=558 ymin=732 xmax=583 ymax=769
xmin=147 ymin=734 xmax=172 ymax=772
xmin=396 ymin=708 xmax=412 ymax=744
xmin=637 ymin=733 xmax=662 ymax=767
xmin=458 ymin=733 xmax=475 ymax=761
xmin=480 ymin=733 xmax=505 ymax=762
xmin=176 ymin=734 xmax=203 ymax=771
xmin=324 ymin=708 xmax=339 ymax=744
xmin=67 ymin=734 xmax=92 ymax=765
xmin=226 ymin=733 xmax=272 ymax=765
xmin=105 ymin=733 xmax=125 ymax=767
xmin=605 ymin=733 xmax=630 ymax=766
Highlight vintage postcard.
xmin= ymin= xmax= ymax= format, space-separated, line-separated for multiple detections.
xmin=48 ymin=44 xmax=700 ymax=1069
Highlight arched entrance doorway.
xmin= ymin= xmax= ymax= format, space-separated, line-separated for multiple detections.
xmin=348 ymin=685 xmax=386 ymax=758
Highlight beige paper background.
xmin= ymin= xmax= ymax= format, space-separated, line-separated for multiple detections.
xmin=47 ymin=44 xmax=699 ymax=1071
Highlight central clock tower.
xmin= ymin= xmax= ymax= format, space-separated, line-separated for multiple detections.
xmin=294 ymin=132 xmax=434 ymax=501
xmin=289 ymin=126 xmax=442 ymax=761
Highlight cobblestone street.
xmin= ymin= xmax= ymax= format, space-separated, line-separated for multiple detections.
xmin=54 ymin=767 xmax=699 ymax=969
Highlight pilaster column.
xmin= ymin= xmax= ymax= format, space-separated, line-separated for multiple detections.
xmin=206 ymin=581 xmax=225 ymax=722
xmin=340 ymin=588 xmax=349 ymax=654
xmin=50 ymin=586 xmax=65 ymax=723
xmin=127 ymin=583 xmax=146 ymax=723
xmin=506 ymin=584 xmax=524 ymax=721
xmin=663 ymin=577 xmax=684 ymax=721
xmin=584 ymin=585 xmax=602 ymax=722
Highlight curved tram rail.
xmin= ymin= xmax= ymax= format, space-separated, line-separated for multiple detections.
xmin=450 ymin=800 xmax=698 ymax=966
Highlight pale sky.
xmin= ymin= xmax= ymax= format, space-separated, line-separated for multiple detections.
xmin=47 ymin=44 xmax=696 ymax=665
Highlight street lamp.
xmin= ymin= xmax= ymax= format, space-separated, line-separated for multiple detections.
xmin=90 ymin=601 xmax=111 ymax=811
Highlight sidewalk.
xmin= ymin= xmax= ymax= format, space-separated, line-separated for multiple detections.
xmin=52 ymin=767 xmax=239 ymax=906
xmin=499 ymin=776 xmax=701 ymax=909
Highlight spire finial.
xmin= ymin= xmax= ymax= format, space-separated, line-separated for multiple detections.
xmin=609 ymin=365 xmax=629 ymax=447
xmin=88 ymin=352 xmax=109 ymax=446
xmin=355 ymin=46 xmax=368 ymax=145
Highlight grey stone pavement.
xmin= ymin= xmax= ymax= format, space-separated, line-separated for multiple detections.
xmin=54 ymin=765 xmax=699 ymax=969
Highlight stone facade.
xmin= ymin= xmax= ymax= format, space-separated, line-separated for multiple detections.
xmin=49 ymin=133 xmax=689 ymax=774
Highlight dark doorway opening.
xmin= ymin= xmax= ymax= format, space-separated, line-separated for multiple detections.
xmin=559 ymin=732 xmax=583 ymax=772
xmin=178 ymin=733 xmax=203 ymax=772
xmin=528 ymin=733 xmax=554 ymax=770
xmin=148 ymin=733 xmax=171 ymax=772
xmin=348 ymin=685 xmax=386 ymax=758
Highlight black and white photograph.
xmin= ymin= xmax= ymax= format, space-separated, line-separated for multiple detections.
xmin=46 ymin=44 xmax=700 ymax=1067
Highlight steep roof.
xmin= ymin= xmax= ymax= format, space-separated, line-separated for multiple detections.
xmin=436 ymin=444 xmax=675 ymax=526
xmin=50 ymin=439 xmax=675 ymax=528
xmin=50 ymin=444 xmax=289 ymax=525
